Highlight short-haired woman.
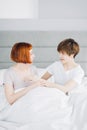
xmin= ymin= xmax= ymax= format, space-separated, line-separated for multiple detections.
xmin=41 ymin=38 xmax=84 ymax=94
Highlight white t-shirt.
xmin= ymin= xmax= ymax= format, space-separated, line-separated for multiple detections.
xmin=4 ymin=65 xmax=38 ymax=90
xmin=46 ymin=61 xmax=84 ymax=85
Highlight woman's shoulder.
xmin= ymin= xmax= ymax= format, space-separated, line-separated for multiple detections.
xmin=4 ymin=67 xmax=15 ymax=75
xmin=73 ymin=63 xmax=85 ymax=75
xmin=77 ymin=64 xmax=84 ymax=73
xmin=3 ymin=67 xmax=15 ymax=80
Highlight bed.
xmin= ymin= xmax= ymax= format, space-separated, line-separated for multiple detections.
xmin=0 ymin=68 xmax=87 ymax=130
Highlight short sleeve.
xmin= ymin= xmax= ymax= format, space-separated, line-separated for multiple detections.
xmin=73 ymin=66 xmax=84 ymax=85
xmin=46 ymin=62 xmax=57 ymax=75
xmin=3 ymin=69 xmax=13 ymax=86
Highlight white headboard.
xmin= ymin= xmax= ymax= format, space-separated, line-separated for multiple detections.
xmin=0 ymin=31 xmax=87 ymax=76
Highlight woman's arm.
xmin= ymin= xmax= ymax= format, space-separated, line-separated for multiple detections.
xmin=41 ymin=72 xmax=52 ymax=80
xmin=41 ymin=79 xmax=78 ymax=94
xmin=5 ymin=80 xmax=41 ymax=105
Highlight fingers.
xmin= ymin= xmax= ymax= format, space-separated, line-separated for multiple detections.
xmin=39 ymin=79 xmax=49 ymax=87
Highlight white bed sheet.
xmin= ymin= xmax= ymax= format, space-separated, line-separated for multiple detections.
xmin=0 ymin=69 xmax=87 ymax=130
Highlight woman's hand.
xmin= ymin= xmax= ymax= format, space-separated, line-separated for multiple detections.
xmin=39 ymin=79 xmax=53 ymax=88
xmin=32 ymin=79 xmax=42 ymax=86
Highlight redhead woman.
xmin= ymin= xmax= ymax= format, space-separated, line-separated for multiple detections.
xmin=1 ymin=42 xmax=46 ymax=124
xmin=4 ymin=42 xmax=40 ymax=105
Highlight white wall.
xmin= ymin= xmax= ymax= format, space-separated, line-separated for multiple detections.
xmin=39 ymin=0 xmax=87 ymax=19
xmin=0 ymin=0 xmax=87 ymax=31
xmin=0 ymin=0 xmax=38 ymax=18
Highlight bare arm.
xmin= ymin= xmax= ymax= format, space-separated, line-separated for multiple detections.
xmin=41 ymin=79 xmax=78 ymax=94
xmin=41 ymin=72 xmax=52 ymax=80
xmin=5 ymin=81 xmax=40 ymax=105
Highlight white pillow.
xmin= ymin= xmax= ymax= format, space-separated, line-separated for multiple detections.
xmin=0 ymin=69 xmax=7 ymax=85
xmin=0 ymin=85 xmax=9 ymax=111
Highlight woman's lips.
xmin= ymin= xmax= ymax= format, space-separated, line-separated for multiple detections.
xmin=60 ymin=59 xmax=64 ymax=61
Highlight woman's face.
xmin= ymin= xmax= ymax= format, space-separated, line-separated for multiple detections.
xmin=29 ymin=49 xmax=35 ymax=62
xmin=59 ymin=51 xmax=74 ymax=64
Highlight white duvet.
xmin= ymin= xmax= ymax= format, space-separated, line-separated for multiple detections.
xmin=0 ymin=78 xmax=87 ymax=130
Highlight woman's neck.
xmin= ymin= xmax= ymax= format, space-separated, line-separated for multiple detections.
xmin=14 ymin=63 xmax=32 ymax=71
xmin=63 ymin=61 xmax=78 ymax=71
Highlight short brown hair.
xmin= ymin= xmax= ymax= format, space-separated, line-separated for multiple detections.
xmin=57 ymin=38 xmax=79 ymax=58
xmin=11 ymin=42 xmax=32 ymax=63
